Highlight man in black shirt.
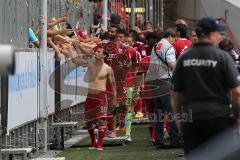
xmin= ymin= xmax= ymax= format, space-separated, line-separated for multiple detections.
xmin=171 ymin=17 xmax=240 ymax=159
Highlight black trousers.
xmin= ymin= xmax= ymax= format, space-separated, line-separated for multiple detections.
xmin=183 ymin=118 xmax=238 ymax=160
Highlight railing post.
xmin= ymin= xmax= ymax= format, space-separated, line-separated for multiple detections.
xmin=103 ymin=0 xmax=108 ymax=30
xmin=149 ymin=0 xmax=153 ymax=23
xmin=38 ymin=0 xmax=48 ymax=153
xmin=131 ymin=0 xmax=136 ymax=30
xmin=160 ymin=0 xmax=164 ymax=29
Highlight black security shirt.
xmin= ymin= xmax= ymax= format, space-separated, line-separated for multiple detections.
xmin=172 ymin=42 xmax=240 ymax=119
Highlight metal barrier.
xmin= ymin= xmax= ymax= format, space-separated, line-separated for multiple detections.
xmin=1 ymin=49 xmax=87 ymax=158
xmin=0 ymin=0 xmax=93 ymax=48
xmin=119 ymin=0 xmax=177 ymax=30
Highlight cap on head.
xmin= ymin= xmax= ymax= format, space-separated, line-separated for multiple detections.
xmin=196 ymin=17 xmax=225 ymax=36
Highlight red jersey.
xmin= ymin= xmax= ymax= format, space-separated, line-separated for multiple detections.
xmin=174 ymin=38 xmax=192 ymax=59
xmin=133 ymin=41 xmax=147 ymax=58
xmin=126 ymin=47 xmax=142 ymax=87
xmin=139 ymin=56 xmax=150 ymax=73
xmin=127 ymin=47 xmax=142 ymax=63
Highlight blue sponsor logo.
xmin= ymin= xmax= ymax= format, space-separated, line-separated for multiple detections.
xmin=9 ymin=71 xmax=37 ymax=92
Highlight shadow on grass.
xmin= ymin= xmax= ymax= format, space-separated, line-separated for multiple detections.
xmin=59 ymin=125 xmax=184 ymax=160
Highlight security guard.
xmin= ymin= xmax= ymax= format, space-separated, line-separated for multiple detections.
xmin=171 ymin=17 xmax=240 ymax=159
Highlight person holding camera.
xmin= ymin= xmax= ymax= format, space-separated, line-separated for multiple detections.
xmin=146 ymin=28 xmax=182 ymax=149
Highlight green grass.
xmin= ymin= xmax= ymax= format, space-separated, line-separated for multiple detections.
xmin=58 ymin=125 xmax=183 ymax=160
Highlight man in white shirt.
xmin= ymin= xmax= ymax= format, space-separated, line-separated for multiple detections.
xmin=146 ymin=29 xmax=176 ymax=81
xmin=146 ymin=28 xmax=182 ymax=148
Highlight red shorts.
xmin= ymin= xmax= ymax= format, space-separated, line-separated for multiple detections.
xmin=85 ymin=93 xmax=108 ymax=121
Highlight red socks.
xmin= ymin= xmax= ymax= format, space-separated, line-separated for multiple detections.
xmin=148 ymin=123 xmax=156 ymax=141
xmin=97 ymin=128 xmax=105 ymax=150
xmin=88 ymin=128 xmax=96 ymax=147
xmin=88 ymin=120 xmax=106 ymax=151
xmin=152 ymin=124 xmax=156 ymax=140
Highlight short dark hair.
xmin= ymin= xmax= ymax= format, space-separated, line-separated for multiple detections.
xmin=109 ymin=24 xmax=120 ymax=30
xmin=145 ymin=31 xmax=163 ymax=51
xmin=117 ymin=28 xmax=127 ymax=36
xmin=145 ymin=31 xmax=163 ymax=42
xmin=128 ymin=30 xmax=139 ymax=41
xmin=111 ymin=13 xmax=121 ymax=25
xmin=162 ymin=28 xmax=176 ymax=38
xmin=99 ymin=31 xmax=109 ymax=40
xmin=176 ymin=24 xmax=188 ymax=38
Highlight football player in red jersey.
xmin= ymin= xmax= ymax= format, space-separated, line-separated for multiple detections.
xmin=174 ymin=23 xmax=192 ymax=59
xmin=129 ymin=30 xmax=147 ymax=58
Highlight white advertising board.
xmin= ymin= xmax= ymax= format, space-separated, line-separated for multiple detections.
xmin=8 ymin=51 xmax=55 ymax=131
xmin=8 ymin=52 xmax=38 ymax=131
